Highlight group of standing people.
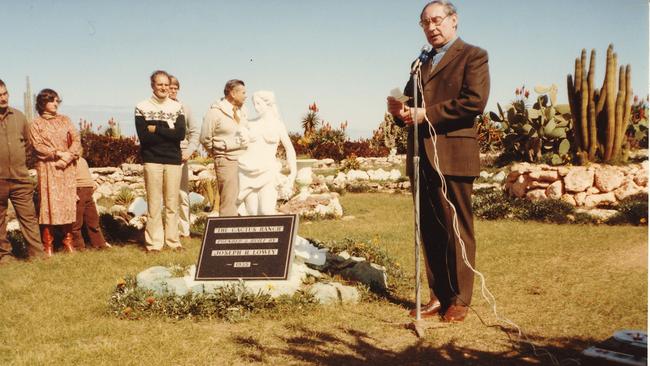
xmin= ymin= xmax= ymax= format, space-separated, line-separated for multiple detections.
xmin=0 ymin=80 xmax=109 ymax=262
xmin=136 ymin=71 xmax=296 ymax=253
xmin=1 ymin=0 xmax=488 ymax=325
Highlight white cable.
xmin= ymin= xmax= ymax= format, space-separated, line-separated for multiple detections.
xmin=412 ymin=69 xmax=579 ymax=366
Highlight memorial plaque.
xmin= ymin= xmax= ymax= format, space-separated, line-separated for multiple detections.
xmin=195 ymin=215 xmax=298 ymax=280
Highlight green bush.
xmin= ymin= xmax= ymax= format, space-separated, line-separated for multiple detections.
xmin=6 ymin=230 xmax=28 ymax=258
xmin=472 ymin=187 xmax=576 ymax=224
xmin=608 ymin=193 xmax=648 ymax=225
xmin=515 ymin=199 xmax=574 ymax=224
xmin=472 ymin=188 xmax=512 ymax=220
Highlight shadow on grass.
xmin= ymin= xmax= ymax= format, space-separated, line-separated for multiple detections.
xmin=232 ymin=324 xmax=595 ymax=365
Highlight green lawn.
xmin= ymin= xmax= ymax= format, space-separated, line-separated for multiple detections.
xmin=0 ymin=193 xmax=646 ymax=365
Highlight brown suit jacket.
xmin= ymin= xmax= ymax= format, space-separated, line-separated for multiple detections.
xmin=401 ymin=38 xmax=490 ymax=177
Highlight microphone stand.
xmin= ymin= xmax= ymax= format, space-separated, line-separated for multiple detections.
xmin=409 ymin=63 xmax=427 ymax=338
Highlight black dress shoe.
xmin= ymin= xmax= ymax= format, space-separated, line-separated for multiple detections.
xmin=409 ymin=299 xmax=442 ymax=318
xmin=442 ymin=304 xmax=469 ymax=322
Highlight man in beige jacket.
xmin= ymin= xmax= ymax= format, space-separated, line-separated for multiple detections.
xmin=200 ymin=79 xmax=249 ymax=216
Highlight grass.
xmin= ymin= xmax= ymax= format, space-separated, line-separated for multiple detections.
xmin=0 ymin=193 xmax=646 ymax=365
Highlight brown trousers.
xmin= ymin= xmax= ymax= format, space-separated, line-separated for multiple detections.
xmin=0 ymin=179 xmax=44 ymax=257
xmin=418 ymin=161 xmax=476 ymax=308
xmin=73 ymin=187 xmax=107 ymax=249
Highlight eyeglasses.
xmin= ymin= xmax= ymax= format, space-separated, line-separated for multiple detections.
xmin=419 ymin=14 xmax=449 ymax=28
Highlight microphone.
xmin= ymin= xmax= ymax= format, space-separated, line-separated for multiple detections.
xmin=411 ymin=45 xmax=432 ymax=74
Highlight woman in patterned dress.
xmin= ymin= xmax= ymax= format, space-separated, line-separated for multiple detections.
xmin=28 ymin=89 xmax=82 ymax=256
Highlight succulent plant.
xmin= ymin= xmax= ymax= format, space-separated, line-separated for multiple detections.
xmin=490 ymin=90 xmax=572 ymax=164
xmin=567 ymin=44 xmax=633 ymax=163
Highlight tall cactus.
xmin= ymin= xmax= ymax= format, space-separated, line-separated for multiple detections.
xmin=567 ymin=44 xmax=633 ymax=163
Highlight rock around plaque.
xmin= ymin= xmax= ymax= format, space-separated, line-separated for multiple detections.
xmin=195 ymin=215 xmax=298 ymax=280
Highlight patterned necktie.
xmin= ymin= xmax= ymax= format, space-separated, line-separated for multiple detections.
xmin=233 ymin=106 xmax=240 ymax=123
xmin=429 ymin=49 xmax=439 ymax=72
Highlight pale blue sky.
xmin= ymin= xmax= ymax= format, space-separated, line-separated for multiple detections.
xmin=3 ymin=0 xmax=648 ymax=138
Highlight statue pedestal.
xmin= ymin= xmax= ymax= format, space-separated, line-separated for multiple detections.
xmin=296 ymin=159 xmax=317 ymax=200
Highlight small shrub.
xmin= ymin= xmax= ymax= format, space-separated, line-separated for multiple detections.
xmin=113 ymin=188 xmax=135 ymax=207
xmin=346 ymin=182 xmax=372 ymax=193
xmin=339 ymin=155 xmax=360 ymax=172
xmin=289 ymin=133 xmax=310 ymax=157
xmin=343 ymin=140 xmax=389 ymax=158
xmin=6 ymin=230 xmax=28 ymax=258
xmin=475 ymin=113 xmax=503 ymax=153
xmin=311 ymin=141 xmax=345 ymax=161
xmin=609 ymin=193 xmax=648 ymax=225
xmin=472 ymin=188 xmax=512 ymax=220
xmin=99 ymin=213 xmax=141 ymax=243
xmin=515 ymin=199 xmax=574 ymax=224
xmin=190 ymin=215 xmax=208 ymax=236
xmin=82 ymin=132 xmax=141 ymax=167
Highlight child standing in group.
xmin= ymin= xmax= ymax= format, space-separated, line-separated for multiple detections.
xmin=73 ymin=156 xmax=110 ymax=250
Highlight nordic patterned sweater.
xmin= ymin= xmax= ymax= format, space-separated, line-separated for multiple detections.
xmin=135 ymin=96 xmax=186 ymax=165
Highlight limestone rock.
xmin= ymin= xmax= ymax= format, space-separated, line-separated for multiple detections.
xmin=121 ymin=163 xmax=143 ymax=176
xmin=309 ymin=283 xmax=340 ymax=304
xmin=529 ymin=170 xmax=559 ymax=182
xmin=586 ymin=187 xmax=600 ymax=195
xmin=137 ymin=266 xmax=173 ymax=295
xmin=530 ymin=181 xmax=550 ymax=189
xmin=110 ymin=205 xmax=128 ymax=216
xmin=575 ymin=208 xmax=619 ymax=222
xmin=614 ymin=180 xmax=645 ymax=201
xmin=95 ymin=184 xmax=113 ymax=198
xmin=574 ymin=192 xmax=587 ymax=206
xmin=388 ymin=169 xmax=401 ymax=181
xmin=560 ymin=193 xmax=576 ymax=206
xmin=331 ymin=282 xmax=360 ymax=304
xmin=492 ymin=171 xmax=507 ymax=182
xmin=293 ymin=236 xmax=327 ymax=266
xmin=339 ymin=262 xmax=388 ymax=291
xmin=332 ymin=172 xmax=347 ymax=188
xmin=584 ymin=192 xmax=617 ymax=208
xmin=633 ymin=168 xmax=648 ymax=187
xmin=346 ymin=170 xmax=370 ymax=181
xmin=546 ymin=180 xmax=564 ymax=199
xmin=526 ymin=189 xmax=547 ymax=201
xmin=564 ymin=169 xmax=594 ymax=193
xmin=479 ymin=171 xmax=493 ymax=179
xmin=594 ymin=167 xmax=625 ymax=192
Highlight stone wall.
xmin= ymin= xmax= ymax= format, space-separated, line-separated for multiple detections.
xmin=504 ymin=161 xmax=648 ymax=208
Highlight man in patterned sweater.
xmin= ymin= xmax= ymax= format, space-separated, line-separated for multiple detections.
xmin=135 ymin=70 xmax=186 ymax=252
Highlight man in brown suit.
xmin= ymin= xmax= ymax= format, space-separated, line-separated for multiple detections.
xmin=0 ymin=79 xmax=45 ymax=261
xmin=387 ymin=0 xmax=489 ymax=322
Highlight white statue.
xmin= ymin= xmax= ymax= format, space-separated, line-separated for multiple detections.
xmin=237 ymin=91 xmax=297 ymax=215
